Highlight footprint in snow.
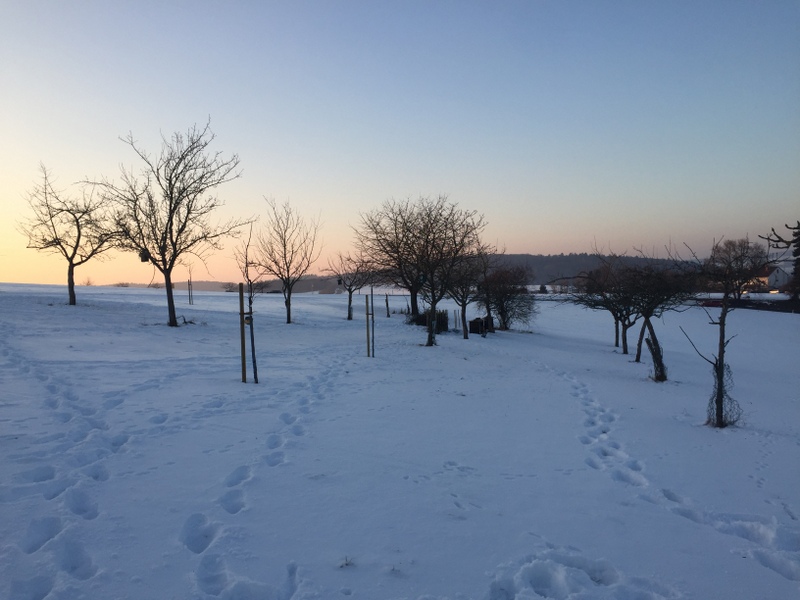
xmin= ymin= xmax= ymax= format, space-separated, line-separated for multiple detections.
xmin=265 ymin=451 xmax=285 ymax=467
xmin=224 ymin=465 xmax=251 ymax=487
xmin=55 ymin=535 xmax=97 ymax=580
xmin=64 ymin=486 xmax=99 ymax=520
xmin=219 ymin=489 xmax=246 ymax=515
xmin=180 ymin=513 xmax=219 ymax=554
xmin=19 ymin=516 xmax=62 ymax=554
xmin=196 ymin=553 xmax=230 ymax=595
xmin=9 ymin=575 xmax=54 ymax=600
xmin=14 ymin=465 xmax=56 ymax=484
xmin=266 ymin=433 xmax=284 ymax=449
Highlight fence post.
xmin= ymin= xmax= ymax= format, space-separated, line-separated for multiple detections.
xmin=365 ymin=296 xmax=371 ymax=357
xmin=239 ymin=283 xmax=246 ymax=382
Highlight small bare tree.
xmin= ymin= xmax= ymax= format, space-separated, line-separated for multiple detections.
xmin=478 ymin=264 xmax=536 ymax=331
xmin=20 ymin=164 xmax=116 ymax=305
xmin=447 ymin=249 xmax=493 ymax=339
xmin=96 ymin=121 xmax=247 ymax=326
xmin=234 ymin=223 xmax=264 ymax=315
xmin=326 ymin=251 xmax=376 ymax=320
xmin=234 ymin=223 xmax=262 ymax=382
xmin=681 ymin=238 xmax=771 ymax=428
xmin=567 ymin=254 xmax=640 ymax=354
xmin=255 ymin=198 xmax=321 ymax=324
xmin=627 ymin=261 xmax=696 ymax=382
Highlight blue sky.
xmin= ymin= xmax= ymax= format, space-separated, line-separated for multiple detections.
xmin=2 ymin=0 xmax=798 ymax=285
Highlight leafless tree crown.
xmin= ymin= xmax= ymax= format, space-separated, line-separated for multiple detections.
xmin=255 ymin=198 xmax=321 ymax=323
xmin=96 ymin=121 xmax=247 ymax=325
xmin=20 ymin=164 xmax=116 ymax=304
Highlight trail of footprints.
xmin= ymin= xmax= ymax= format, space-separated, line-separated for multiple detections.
xmin=3 ymin=346 xmax=134 ymax=598
xmin=556 ymin=368 xmax=800 ymax=584
xmin=177 ymin=360 xmax=348 ymax=597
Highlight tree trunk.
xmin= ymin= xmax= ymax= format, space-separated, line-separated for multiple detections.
xmin=460 ymin=304 xmax=469 ymax=340
xmin=164 ymin=270 xmax=178 ymax=327
xmin=347 ymin=290 xmax=354 ymax=320
xmin=285 ymin=296 xmax=292 ymax=324
xmin=714 ymin=304 xmax=729 ymax=427
xmin=67 ymin=262 xmax=76 ymax=306
xmin=635 ymin=320 xmax=647 ymax=362
xmin=409 ymin=288 xmax=420 ymax=317
xmin=426 ymin=300 xmax=437 ymax=346
xmin=614 ymin=318 xmax=620 ymax=348
xmin=621 ymin=321 xmax=634 ymax=354
xmin=644 ymin=318 xmax=667 ymax=382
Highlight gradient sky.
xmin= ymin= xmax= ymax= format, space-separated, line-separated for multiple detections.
xmin=2 ymin=0 xmax=798 ymax=286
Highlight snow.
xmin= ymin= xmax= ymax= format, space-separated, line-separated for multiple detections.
xmin=0 ymin=283 xmax=798 ymax=600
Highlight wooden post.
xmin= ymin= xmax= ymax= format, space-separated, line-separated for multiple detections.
xmin=365 ymin=296 xmax=371 ymax=357
xmin=239 ymin=283 xmax=246 ymax=382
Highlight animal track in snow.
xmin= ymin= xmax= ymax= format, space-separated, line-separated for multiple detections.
xmin=443 ymin=460 xmax=478 ymax=475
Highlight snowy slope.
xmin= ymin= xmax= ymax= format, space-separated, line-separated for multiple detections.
xmin=0 ymin=284 xmax=798 ymax=600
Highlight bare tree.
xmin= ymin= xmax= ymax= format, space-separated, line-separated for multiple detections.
xmin=567 ymin=254 xmax=640 ymax=354
xmin=326 ymin=251 xmax=376 ymax=320
xmin=255 ymin=198 xmax=321 ymax=324
xmin=411 ymin=196 xmax=487 ymax=346
xmin=96 ymin=121 xmax=246 ymax=326
xmin=626 ymin=261 xmax=696 ymax=382
xmin=354 ymin=198 xmax=425 ymax=317
xmin=681 ymin=238 xmax=771 ymax=428
xmin=234 ymin=223 xmax=264 ymax=315
xmin=447 ymin=249 xmax=492 ymax=339
xmin=478 ymin=264 xmax=536 ymax=331
xmin=354 ymin=196 xmax=486 ymax=345
xmin=20 ymin=164 xmax=116 ymax=305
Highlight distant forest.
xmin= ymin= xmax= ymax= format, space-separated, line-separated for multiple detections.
xmin=499 ymin=253 xmax=674 ymax=285
xmin=170 ymin=253 xmax=675 ymax=293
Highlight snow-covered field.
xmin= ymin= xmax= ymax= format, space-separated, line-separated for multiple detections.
xmin=1 ymin=284 xmax=798 ymax=600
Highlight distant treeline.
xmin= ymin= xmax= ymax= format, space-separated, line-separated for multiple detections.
xmin=499 ymin=253 xmax=676 ymax=285
xmin=167 ymin=254 xmax=679 ymax=292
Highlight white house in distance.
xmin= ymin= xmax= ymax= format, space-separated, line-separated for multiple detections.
xmin=753 ymin=265 xmax=792 ymax=291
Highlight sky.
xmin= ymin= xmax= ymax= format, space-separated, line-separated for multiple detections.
xmin=1 ymin=0 xmax=798 ymax=286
